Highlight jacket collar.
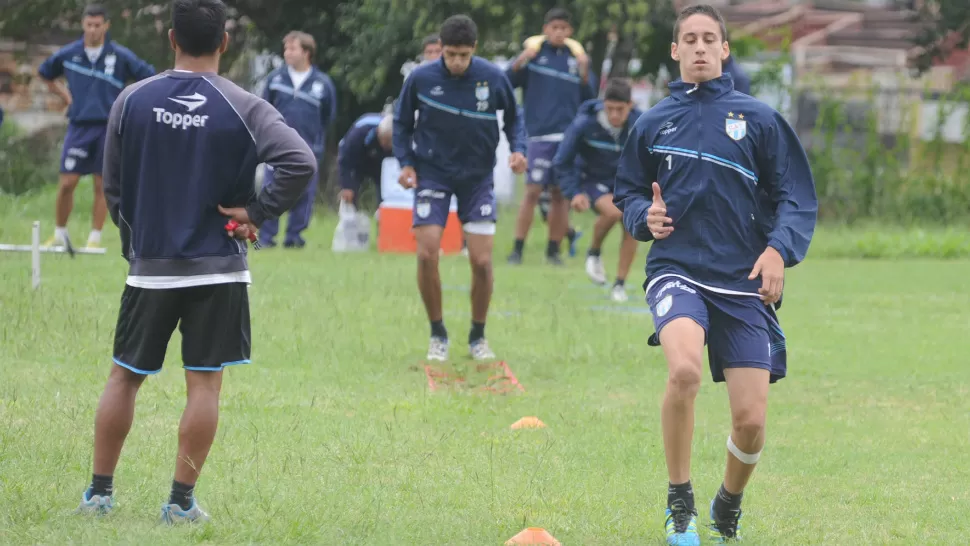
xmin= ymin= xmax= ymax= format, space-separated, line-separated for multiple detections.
xmin=668 ymin=73 xmax=735 ymax=102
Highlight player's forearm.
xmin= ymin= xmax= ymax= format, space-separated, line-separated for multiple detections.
xmin=47 ymin=80 xmax=72 ymax=105
xmin=510 ymin=53 xmax=532 ymax=71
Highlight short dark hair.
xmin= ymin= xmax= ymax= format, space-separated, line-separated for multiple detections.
xmin=673 ymin=4 xmax=728 ymax=43
xmin=422 ymin=34 xmax=440 ymax=48
xmin=439 ymin=15 xmax=477 ymax=47
xmin=604 ymin=79 xmax=632 ymax=103
xmin=545 ymin=8 xmax=571 ymax=25
xmin=172 ymin=0 xmax=228 ymax=57
xmin=82 ymin=4 xmax=108 ymax=20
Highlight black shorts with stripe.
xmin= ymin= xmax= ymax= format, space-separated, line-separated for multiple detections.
xmin=113 ymin=283 xmax=251 ymax=374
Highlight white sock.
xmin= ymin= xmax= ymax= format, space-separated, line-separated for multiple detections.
xmin=88 ymin=230 xmax=101 ymax=244
xmin=55 ymin=226 xmax=69 ymax=242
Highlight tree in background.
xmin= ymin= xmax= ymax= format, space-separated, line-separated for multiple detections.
xmin=912 ymin=0 xmax=970 ymax=75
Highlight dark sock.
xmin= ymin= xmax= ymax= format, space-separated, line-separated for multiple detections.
xmin=714 ymin=483 xmax=743 ymax=517
xmin=667 ymin=480 xmax=695 ymax=513
xmin=430 ymin=320 xmax=448 ymax=339
xmin=614 ymin=278 xmax=625 ymax=287
xmin=587 ymin=248 xmax=601 ymax=257
xmin=546 ymin=240 xmax=560 ymax=257
xmin=513 ymin=239 xmax=524 ymax=254
xmin=567 ymin=227 xmax=577 ymax=241
xmin=169 ymin=480 xmax=195 ymax=511
xmin=90 ymin=474 xmax=113 ymax=497
xmin=469 ymin=321 xmax=485 ymax=343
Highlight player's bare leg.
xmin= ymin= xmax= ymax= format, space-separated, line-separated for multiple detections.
xmin=612 ymin=231 xmax=638 ymax=301
xmin=544 ymin=185 xmax=568 ymax=265
xmin=160 ymin=370 xmax=222 ymax=524
xmin=465 ymin=229 xmax=496 ymax=360
xmin=709 ymin=367 xmax=770 ymax=540
xmin=88 ymin=174 xmax=106 ymax=247
xmin=415 ymin=225 xmax=448 ymax=360
xmin=76 ymin=365 xmax=146 ymax=515
xmin=49 ymin=173 xmax=81 ymax=246
xmin=585 ymin=194 xmax=622 ymax=285
xmin=658 ymin=317 xmax=706 ymax=544
xmin=509 ymin=184 xmax=543 ymax=264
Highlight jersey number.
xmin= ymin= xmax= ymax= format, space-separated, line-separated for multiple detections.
xmin=476 ymin=100 xmax=488 ymax=112
xmin=666 ymin=154 xmax=672 ymax=170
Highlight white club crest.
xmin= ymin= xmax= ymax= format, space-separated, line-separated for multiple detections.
xmin=416 ymin=202 xmax=431 ymax=218
xmin=475 ymin=83 xmax=489 ymax=101
xmin=655 ymin=294 xmax=673 ymax=317
xmin=725 ymin=118 xmax=747 ymax=141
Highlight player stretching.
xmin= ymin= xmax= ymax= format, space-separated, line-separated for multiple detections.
xmin=613 ymin=5 xmax=817 ymax=544
xmin=77 ymin=0 xmax=315 ymax=523
xmin=38 ymin=3 xmax=155 ymax=250
xmin=506 ymin=8 xmax=593 ymax=266
xmin=393 ymin=14 xmax=527 ymax=361
xmin=553 ymin=78 xmax=642 ymax=302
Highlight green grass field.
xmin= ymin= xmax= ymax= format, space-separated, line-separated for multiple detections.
xmin=1 ymin=186 xmax=969 ymax=545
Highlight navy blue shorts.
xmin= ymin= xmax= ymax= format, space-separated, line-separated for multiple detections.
xmin=526 ymin=141 xmax=559 ymax=186
xmin=645 ymin=276 xmax=787 ymax=383
xmin=60 ymin=123 xmax=107 ymax=175
xmin=583 ymin=181 xmax=613 ymax=207
xmin=412 ymin=175 xmax=497 ymax=228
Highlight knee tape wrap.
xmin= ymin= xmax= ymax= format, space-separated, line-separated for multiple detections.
xmin=463 ymin=221 xmax=496 ymax=235
xmin=727 ymin=435 xmax=762 ymax=465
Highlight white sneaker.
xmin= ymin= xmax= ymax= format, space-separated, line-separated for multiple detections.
xmin=585 ymin=255 xmax=607 ymax=285
xmin=160 ymin=498 xmax=210 ymax=524
xmin=469 ymin=338 xmax=496 ymax=361
xmin=427 ymin=336 xmax=449 ymax=361
xmin=610 ymin=284 xmax=629 ymax=302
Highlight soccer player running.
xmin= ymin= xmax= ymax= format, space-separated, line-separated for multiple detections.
xmin=613 ymin=5 xmax=817 ymax=544
xmin=553 ymin=78 xmax=642 ymax=302
xmin=258 ymin=31 xmax=337 ymax=248
xmin=393 ymin=14 xmax=527 ymax=362
xmin=77 ymin=0 xmax=316 ymax=523
xmin=506 ymin=8 xmax=594 ymax=266
xmin=38 ymin=3 xmax=155 ymax=250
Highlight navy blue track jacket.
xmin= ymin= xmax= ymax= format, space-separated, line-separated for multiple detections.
xmin=614 ymin=74 xmax=817 ymax=295
xmin=553 ymin=99 xmax=643 ymax=199
xmin=103 ymin=71 xmax=317 ymax=288
xmin=38 ymin=36 xmax=155 ymax=124
xmin=262 ymin=66 xmax=337 ymax=157
xmin=393 ymin=57 xmax=527 ymax=182
xmin=506 ymin=42 xmax=596 ymax=138
xmin=338 ymin=113 xmax=392 ymax=194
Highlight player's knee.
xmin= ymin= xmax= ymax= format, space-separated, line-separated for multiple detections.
xmin=731 ymin=407 xmax=766 ymax=441
xmin=416 ymin=244 xmax=440 ymax=264
xmin=468 ymin=252 xmax=492 ymax=274
xmin=58 ymin=175 xmax=80 ymax=192
xmin=524 ymin=185 xmax=542 ymax=201
xmin=667 ymin=362 xmax=703 ymax=393
xmin=604 ymin=204 xmax=622 ymax=223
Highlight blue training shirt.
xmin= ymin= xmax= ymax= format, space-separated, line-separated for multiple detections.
xmin=506 ymin=41 xmax=596 ymax=139
xmin=38 ymin=36 xmax=155 ymax=124
xmin=614 ymin=73 xmax=818 ymax=295
xmin=552 ymin=99 xmax=643 ymax=199
xmin=103 ymin=70 xmax=317 ymax=289
xmin=262 ymin=66 xmax=337 ymax=158
xmin=393 ymin=56 xmax=527 ymax=183
xmin=338 ymin=113 xmax=392 ymax=194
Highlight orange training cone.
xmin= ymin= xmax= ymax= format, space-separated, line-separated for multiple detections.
xmin=510 ymin=417 xmax=546 ymax=430
xmin=505 ymin=527 xmax=561 ymax=545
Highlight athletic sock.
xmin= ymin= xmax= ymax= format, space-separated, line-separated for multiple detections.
xmin=169 ymin=480 xmax=195 ymax=511
xmin=546 ymin=240 xmax=560 ymax=257
xmin=668 ymin=480 xmax=695 ymax=513
xmin=713 ymin=482 xmax=743 ymax=518
xmin=567 ymin=227 xmax=577 ymax=241
xmin=513 ymin=239 xmax=524 ymax=254
xmin=55 ymin=226 xmax=69 ymax=242
xmin=469 ymin=321 xmax=485 ymax=344
xmin=90 ymin=474 xmax=113 ymax=498
xmin=587 ymin=248 xmax=601 ymax=257
xmin=613 ymin=278 xmax=625 ymax=287
xmin=87 ymin=230 xmax=101 ymax=245
xmin=430 ymin=320 xmax=448 ymax=340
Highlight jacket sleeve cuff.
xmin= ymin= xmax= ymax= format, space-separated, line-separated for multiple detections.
xmin=767 ymin=239 xmax=790 ymax=265
xmin=246 ymin=203 xmax=267 ymax=229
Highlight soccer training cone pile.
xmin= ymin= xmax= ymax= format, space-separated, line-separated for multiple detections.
xmin=505 ymin=527 xmax=561 ymax=545
xmin=510 ymin=417 xmax=546 ymax=429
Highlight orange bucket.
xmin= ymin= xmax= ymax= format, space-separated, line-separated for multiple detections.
xmin=377 ymin=202 xmax=463 ymax=254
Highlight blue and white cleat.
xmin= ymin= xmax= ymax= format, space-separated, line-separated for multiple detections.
xmin=664 ymin=500 xmax=700 ymax=546
xmin=160 ymin=498 xmax=210 ymax=524
xmin=568 ymin=229 xmax=583 ymax=257
xmin=75 ymin=488 xmax=114 ymax=516
xmin=709 ymin=499 xmax=743 ymax=542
